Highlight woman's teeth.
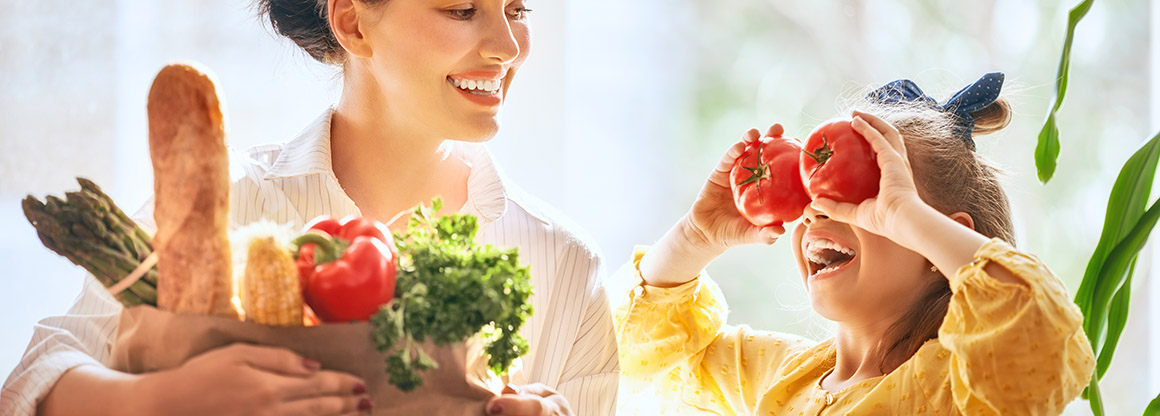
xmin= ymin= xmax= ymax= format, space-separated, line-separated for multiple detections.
xmin=450 ymin=77 xmax=501 ymax=94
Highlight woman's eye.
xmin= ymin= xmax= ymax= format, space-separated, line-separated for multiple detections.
xmin=447 ymin=8 xmax=477 ymax=20
xmin=507 ymin=7 xmax=532 ymax=20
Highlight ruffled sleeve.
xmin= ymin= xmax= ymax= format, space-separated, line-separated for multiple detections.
xmin=609 ymin=247 xmax=817 ymax=415
xmin=610 ymin=246 xmax=728 ymax=380
xmin=939 ymin=238 xmax=1095 ymax=415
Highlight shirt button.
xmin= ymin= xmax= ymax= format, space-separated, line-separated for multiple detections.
xmin=825 ymin=392 xmax=834 ymax=406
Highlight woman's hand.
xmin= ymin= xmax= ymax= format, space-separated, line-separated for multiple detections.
xmin=42 ymin=343 xmax=370 ymax=416
xmin=808 ymin=111 xmax=927 ymax=242
xmin=141 ymin=344 xmax=370 ymax=416
xmin=485 ymin=383 xmax=572 ymax=416
xmin=638 ymin=126 xmax=786 ymax=287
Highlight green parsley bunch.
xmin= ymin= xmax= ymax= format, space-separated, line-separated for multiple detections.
xmin=370 ymin=199 xmax=533 ymax=392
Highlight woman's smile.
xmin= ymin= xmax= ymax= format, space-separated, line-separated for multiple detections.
xmin=447 ymin=70 xmax=506 ymax=107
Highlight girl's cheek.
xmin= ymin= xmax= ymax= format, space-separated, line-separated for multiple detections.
xmin=791 ymin=223 xmax=808 ymax=278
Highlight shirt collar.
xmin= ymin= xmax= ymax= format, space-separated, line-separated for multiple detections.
xmin=262 ymin=108 xmax=509 ymax=223
xmin=263 ymin=109 xmax=335 ymax=180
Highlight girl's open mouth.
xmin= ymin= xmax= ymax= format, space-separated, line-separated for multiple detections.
xmin=805 ymin=238 xmax=857 ymax=279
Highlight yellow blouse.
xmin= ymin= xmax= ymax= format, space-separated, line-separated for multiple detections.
xmin=611 ymin=239 xmax=1094 ymax=415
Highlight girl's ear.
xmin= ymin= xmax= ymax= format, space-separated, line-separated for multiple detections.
xmin=949 ymin=212 xmax=975 ymax=231
xmin=329 ymin=0 xmax=373 ymax=59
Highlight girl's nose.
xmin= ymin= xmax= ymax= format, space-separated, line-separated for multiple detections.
xmin=801 ymin=204 xmax=828 ymax=227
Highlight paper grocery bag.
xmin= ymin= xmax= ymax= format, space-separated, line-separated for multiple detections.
xmin=110 ymin=306 xmax=497 ymax=415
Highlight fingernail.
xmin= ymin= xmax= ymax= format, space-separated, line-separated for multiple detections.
xmin=358 ymin=397 xmax=373 ymax=411
xmin=302 ymin=358 xmax=321 ymax=371
xmin=489 ymin=403 xmax=503 ymax=415
xmin=352 ymin=383 xmax=367 ymax=395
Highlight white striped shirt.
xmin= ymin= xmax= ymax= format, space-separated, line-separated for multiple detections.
xmin=1 ymin=109 xmax=620 ymax=415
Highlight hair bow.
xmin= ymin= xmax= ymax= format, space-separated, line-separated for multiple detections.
xmin=866 ymin=72 xmax=1005 ymax=151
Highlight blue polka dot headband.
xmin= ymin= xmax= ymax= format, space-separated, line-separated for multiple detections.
xmin=866 ymin=72 xmax=1005 ymax=151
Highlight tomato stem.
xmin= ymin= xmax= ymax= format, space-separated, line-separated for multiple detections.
xmin=803 ymin=134 xmax=833 ymax=166
xmin=736 ymin=143 xmax=770 ymax=203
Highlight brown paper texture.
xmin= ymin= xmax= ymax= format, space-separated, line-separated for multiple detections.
xmin=111 ymin=306 xmax=497 ymax=415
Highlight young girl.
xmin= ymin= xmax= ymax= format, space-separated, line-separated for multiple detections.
xmin=612 ymin=73 xmax=1095 ymax=415
xmin=2 ymin=1 xmax=616 ymax=415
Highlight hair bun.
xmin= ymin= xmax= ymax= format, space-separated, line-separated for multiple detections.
xmin=259 ymin=0 xmax=343 ymax=64
xmin=968 ymin=97 xmax=1012 ymax=136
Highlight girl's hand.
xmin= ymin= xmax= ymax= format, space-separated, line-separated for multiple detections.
xmin=639 ymin=126 xmax=786 ymax=287
xmin=809 ymin=111 xmax=927 ymax=241
xmin=683 ymin=126 xmax=787 ymax=253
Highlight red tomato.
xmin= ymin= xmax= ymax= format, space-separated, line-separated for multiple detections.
xmin=729 ymin=125 xmax=812 ymax=226
xmin=799 ymin=119 xmax=880 ymax=204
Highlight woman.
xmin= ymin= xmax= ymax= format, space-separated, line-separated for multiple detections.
xmin=0 ymin=1 xmax=617 ymax=415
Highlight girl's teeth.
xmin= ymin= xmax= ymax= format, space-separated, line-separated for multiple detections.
xmin=816 ymin=265 xmax=840 ymax=275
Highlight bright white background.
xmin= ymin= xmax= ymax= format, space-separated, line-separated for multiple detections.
xmin=1 ymin=0 xmax=1157 ymax=414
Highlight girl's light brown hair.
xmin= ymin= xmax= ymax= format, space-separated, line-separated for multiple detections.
xmin=849 ymin=94 xmax=1016 ymax=373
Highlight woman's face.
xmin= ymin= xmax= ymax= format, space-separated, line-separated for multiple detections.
xmin=790 ymin=205 xmax=932 ymax=326
xmin=354 ymin=0 xmax=532 ymax=141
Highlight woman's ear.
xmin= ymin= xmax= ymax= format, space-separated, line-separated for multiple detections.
xmin=949 ymin=212 xmax=975 ymax=231
xmin=329 ymin=0 xmax=373 ymax=59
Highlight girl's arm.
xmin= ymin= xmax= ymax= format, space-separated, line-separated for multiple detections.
xmin=615 ymin=126 xmax=803 ymax=415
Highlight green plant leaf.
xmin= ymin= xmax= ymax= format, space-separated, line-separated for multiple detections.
xmin=1086 ymin=196 xmax=1160 ymax=372
xmin=1036 ymin=114 xmax=1061 ymax=183
xmin=1144 ymin=391 xmax=1160 ymax=416
xmin=1094 ymin=258 xmax=1132 ymax=380
xmin=1087 ymin=373 xmax=1104 ymax=416
xmin=1075 ymin=130 xmax=1160 ymax=349
xmin=1034 ymin=0 xmax=1095 ymax=183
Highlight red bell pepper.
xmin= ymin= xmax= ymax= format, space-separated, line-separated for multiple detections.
xmin=293 ymin=215 xmax=397 ymax=323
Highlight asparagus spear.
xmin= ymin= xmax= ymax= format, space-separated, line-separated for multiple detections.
xmin=23 ymin=178 xmax=159 ymax=307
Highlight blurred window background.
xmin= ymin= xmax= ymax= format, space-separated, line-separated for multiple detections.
xmin=0 ymin=0 xmax=1156 ymax=413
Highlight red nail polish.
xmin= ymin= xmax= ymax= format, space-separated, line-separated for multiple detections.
xmin=358 ymin=398 xmax=372 ymax=411
xmin=353 ymin=383 xmax=367 ymax=394
xmin=302 ymin=358 xmax=321 ymax=371
xmin=489 ymin=403 xmax=503 ymax=414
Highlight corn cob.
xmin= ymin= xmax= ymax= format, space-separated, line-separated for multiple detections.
xmin=241 ymin=236 xmax=303 ymax=326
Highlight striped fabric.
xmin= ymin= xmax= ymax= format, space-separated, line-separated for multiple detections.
xmin=1 ymin=109 xmax=620 ymax=415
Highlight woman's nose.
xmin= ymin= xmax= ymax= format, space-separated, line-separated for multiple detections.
xmin=480 ymin=15 xmax=521 ymax=63
xmin=801 ymin=204 xmax=828 ymax=227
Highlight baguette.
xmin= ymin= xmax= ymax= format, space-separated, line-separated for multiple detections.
xmin=147 ymin=63 xmax=237 ymax=318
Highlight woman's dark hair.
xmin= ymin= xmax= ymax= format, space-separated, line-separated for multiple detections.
xmin=845 ymin=93 xmax=1016 ymax=373
xmin=258 ymin=0 xmax=386 ymax=64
